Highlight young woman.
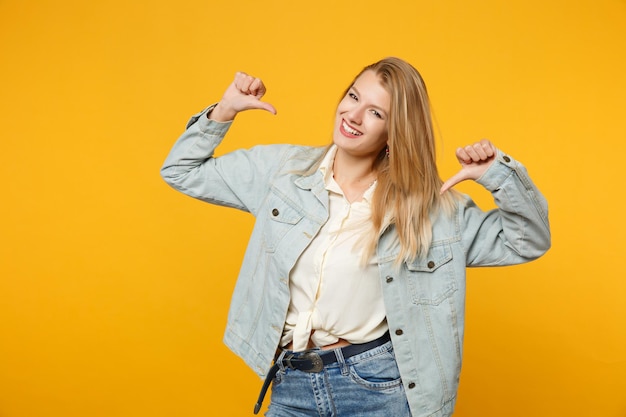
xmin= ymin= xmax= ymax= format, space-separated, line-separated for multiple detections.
xmin=161 ymin=57 xmax=551 ymax=417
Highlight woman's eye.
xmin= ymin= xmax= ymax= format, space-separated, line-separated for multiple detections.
xmin=349 ymin=92 xmax=358 ymax=101
xmin=371 ymin=110 xmax=382 ymax=119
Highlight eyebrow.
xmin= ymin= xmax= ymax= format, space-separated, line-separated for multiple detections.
xmin=350 ymin=85 xmax=389 ymax=117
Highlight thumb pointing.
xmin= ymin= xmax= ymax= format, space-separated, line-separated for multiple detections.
xmin=245 ymin=97 xmax=276 ymax=115
xmin=440 ymin=170 xmax=469 ymax=194
xmin=261 ymin=102 xmax=277 ymax=115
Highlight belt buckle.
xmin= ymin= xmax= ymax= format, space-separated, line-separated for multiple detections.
xmin=284 ymin=351 xmax=324 ymax=373
xmin=300 ymin=351 xmax=324 ymax=373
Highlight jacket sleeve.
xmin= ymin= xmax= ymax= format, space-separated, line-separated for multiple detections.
xmin=460 ymin=150 xmax=551 ymax=266
xmin=160 ymin=106 xmax=285 ymax=215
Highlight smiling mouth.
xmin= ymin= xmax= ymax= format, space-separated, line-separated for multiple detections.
xmin=341 ymin=120 xmax=362 ymax=136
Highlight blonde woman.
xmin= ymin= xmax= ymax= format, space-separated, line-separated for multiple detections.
xmin=161 ymin=57 xmax=550 ymax=417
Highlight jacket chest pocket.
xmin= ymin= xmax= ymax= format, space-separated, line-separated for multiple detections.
xmin=405 ymin=243 xmax=456 ymax=305
xmin=262 ymin=193 xmax=305 ymax=252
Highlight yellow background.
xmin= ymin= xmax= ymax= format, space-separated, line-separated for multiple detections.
xmin=1 ymin=0 xmax=625 ymax=416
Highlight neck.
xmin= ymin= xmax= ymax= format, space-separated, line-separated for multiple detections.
xmin=332 ymin=150 xmax=377 ymax=186
xmin=332 ymin=150 xmax=378 ymax=203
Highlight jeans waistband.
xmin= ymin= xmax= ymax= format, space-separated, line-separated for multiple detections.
xmin=253 ymin=332 xmax=391 ymax=414
xmin=279 ymin=331 xmax=391 ymax=372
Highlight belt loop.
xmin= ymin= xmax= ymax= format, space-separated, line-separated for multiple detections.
xmin=276 ymin=350 xmax=287 ymax=372
xmin=334 ymin=347 xmax=349 ymax=376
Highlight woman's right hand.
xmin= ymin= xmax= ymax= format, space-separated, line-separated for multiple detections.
xmin=209 ymin=72 xmax=277 ymax=122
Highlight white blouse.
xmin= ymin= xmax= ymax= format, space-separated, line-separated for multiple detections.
xmin=281 ymin=146 xmax=389 ymax=352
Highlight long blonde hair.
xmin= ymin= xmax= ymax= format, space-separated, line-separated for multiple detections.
xmin=355 ymin=57 xmax=457 ymax=264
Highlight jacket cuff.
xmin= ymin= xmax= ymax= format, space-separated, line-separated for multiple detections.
xmin=185 ymin=103 xmax=233 ymax=136
xmin=475 ymin=150 xmax=519 ymax=192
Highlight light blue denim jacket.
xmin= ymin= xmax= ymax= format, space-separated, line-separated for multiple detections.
xmin=161 ymin=107 xmax=551 ymax=417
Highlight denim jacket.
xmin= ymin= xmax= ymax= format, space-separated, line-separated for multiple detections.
xmin=161 ymin=107 xmax=551 ymax=417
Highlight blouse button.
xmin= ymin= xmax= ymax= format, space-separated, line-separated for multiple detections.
xmin=271 ymin=208 xmax=279 ymax=216
xmin=503 ymin=155 xmax=511 ymax=163
xmin=395 ymin=329 xmax=404 ymax=336
xmin=408 ymin=382 xmax=416 ymax=389
xmin=386 ymin=276 xmax=394 ymax=283
xmin=427 ymin=261 xmax=435 ymax=269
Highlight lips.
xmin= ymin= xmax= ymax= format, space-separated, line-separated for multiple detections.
xmin=340 ymin=120 xmax=363 ymax=137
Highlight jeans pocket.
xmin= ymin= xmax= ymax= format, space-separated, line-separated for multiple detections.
xmin=348 ymin=351 xmax=403 ymax=393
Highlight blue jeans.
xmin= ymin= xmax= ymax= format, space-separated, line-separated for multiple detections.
xmin=265 ymin=341 xmax=412 ymax=417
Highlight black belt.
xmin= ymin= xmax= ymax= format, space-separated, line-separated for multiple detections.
xmin=253 ymin=332 xmax=391 ymax=414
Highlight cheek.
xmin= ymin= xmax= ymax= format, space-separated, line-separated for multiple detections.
xmin=373 ymin=122 xmax=389 ymax=143
xmin=336 ymin=97 xmax=352 ymax=114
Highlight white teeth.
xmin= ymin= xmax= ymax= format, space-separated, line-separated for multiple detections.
xmin=342 ymin=121 xmax=362 ymax=136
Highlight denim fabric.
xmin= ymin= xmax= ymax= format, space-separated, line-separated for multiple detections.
xmin=266 ymin=341 xmax=411 ymax=417
xmin=161 ymin=107 xmax=551 ymax=417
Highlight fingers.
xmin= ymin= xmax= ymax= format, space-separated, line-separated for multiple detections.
xmin=215 ymin=71 xmax=276 ymax=119
xmin=456 ymin=139 xmax=496 ymax=164
xmin=234 ymin=72 xmax=267 ymax=99
xmin=234 ymin=72 xmax=276 ymax=114
xmin=441 ymin=139 xmax=499 ymax=194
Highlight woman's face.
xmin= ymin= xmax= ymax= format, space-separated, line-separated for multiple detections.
xmin=333 ymin=70 xmax=391 ymax=159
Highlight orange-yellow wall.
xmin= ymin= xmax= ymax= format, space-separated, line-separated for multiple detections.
xmin=1 ymin=1 xmax=625 ymax=416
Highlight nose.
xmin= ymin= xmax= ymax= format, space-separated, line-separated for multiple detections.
xmin=345 ymin=104 xmax=364 ymax=125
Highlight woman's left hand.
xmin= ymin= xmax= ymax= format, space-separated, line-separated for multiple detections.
xmin=440 ymin=139 xmax=498 ymax=194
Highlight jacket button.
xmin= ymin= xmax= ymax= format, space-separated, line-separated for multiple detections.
xmin=408 ymin=382 xmax=416 ymax=389
xmin=395 ymin=329 xmax=403 ymax=336
xmin=271 ymin=208 xmax=279 ymax=216
xmin=386 ymin=276 xmax=394 ymax=283
xmin=427 ymin=261 xmax=435 ymax=269
xmin=503 ymin=155 xmax=511 ymax=163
